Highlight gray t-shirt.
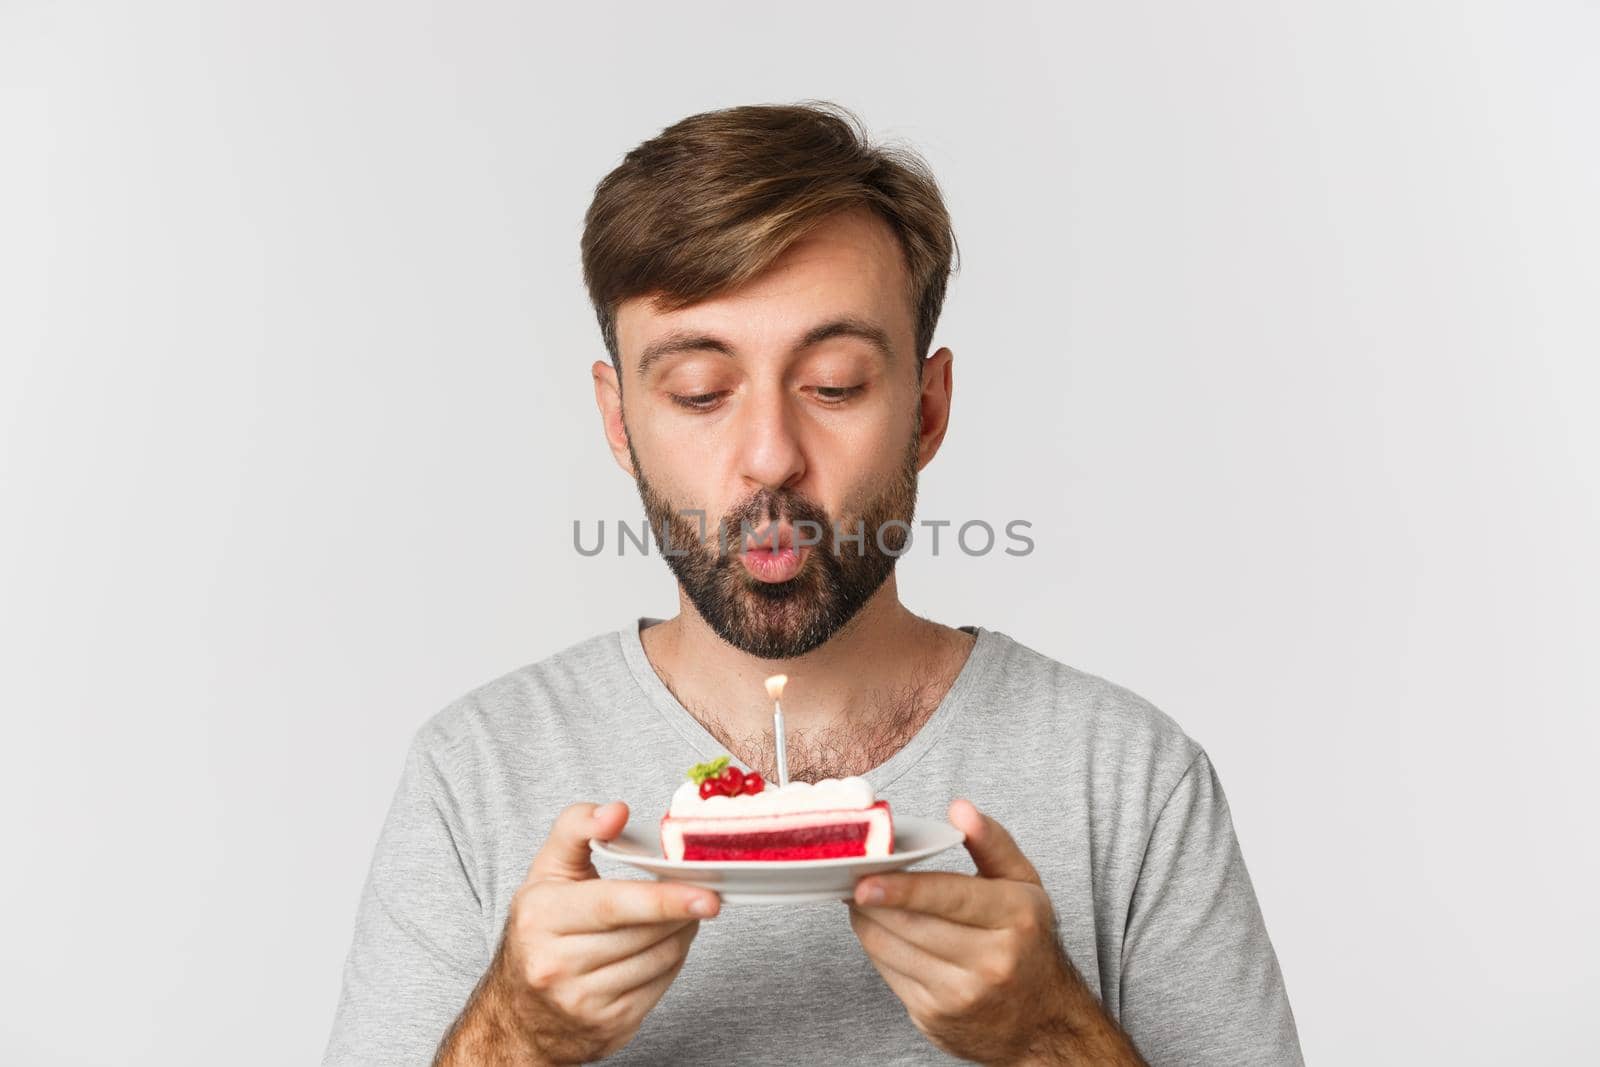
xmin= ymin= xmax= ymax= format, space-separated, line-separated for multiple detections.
xmin=323 ymin=619 xmax=1302 ymax=1066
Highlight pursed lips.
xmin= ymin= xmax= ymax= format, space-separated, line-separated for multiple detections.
xmin=740 ymin=524 xmax=797 ymax=554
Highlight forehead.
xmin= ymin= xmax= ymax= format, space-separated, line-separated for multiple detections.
xmin=615 ymin=207 xmax=915 ymax=370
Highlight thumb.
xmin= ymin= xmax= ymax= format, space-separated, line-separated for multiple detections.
xmin=949 ymin=798 xmax=1041 ymax=885
xmin=528 ymin=800 xmax=629 ymax=882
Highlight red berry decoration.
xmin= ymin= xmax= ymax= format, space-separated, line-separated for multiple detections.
xmin=686 ymin=755 xmax=758 ymax=800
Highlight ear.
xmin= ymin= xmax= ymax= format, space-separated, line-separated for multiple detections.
xmin=914 ymin=346 xmax=954 ymax=471
xmin=592 ymin=359 xmax=637 ymax=478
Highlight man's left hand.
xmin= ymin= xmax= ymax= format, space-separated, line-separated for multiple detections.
xmin=848 ymin=799 xmax=1143 ymax=1066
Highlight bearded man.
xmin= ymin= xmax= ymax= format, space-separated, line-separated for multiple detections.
xmin=324 ymin=101 xmax=1303 ymax=1067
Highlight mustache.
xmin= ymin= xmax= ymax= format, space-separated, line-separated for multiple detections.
xmin=715 ymin=489 xmax=833 ymax=554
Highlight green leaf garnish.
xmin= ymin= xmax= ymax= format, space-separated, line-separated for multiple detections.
xmin=687 ymin=755 xmax=731 ymax=785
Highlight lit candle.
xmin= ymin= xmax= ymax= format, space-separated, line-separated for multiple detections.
xmin=764 ymin=673 xmax=789 ymax=787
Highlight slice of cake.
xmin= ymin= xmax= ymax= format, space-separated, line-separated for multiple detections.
xmin=659 ymin=756 xmax=894 ymax=862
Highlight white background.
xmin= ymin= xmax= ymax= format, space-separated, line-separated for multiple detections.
xmin=4 ymin=2 xmax=1597 ymax=1063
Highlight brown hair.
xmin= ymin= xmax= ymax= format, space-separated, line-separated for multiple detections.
xmin=581 ymin=100 xmax=959 ymax=378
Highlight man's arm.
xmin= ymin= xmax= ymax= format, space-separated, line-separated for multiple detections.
xmin=433 ymin=939 xmax=531 ymax=1064
xmin=432 ymin=802 xmax=717 ymax=1066
xmin=323 ymin=739 xmax=719 ymax=1066
xmin=1117 ymin=749 xmax=1303 ymax=1066
xmin=848 ymin=799 xmax=1146 ymax=1066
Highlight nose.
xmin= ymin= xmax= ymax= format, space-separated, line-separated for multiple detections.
xmin=734 ymin=381 xmax=806 ymax=500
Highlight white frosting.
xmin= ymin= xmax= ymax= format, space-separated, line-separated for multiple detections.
xmin=668 ymin=775 xmax=875 ymax=818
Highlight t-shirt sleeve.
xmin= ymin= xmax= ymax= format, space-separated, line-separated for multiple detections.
xmin=1117 ymin=749 xmax=1304 ymax=1066
xmin=322 ymin=736 xmax=491 ymax=1067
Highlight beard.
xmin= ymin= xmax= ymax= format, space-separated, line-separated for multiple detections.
xmin=629 ymin=428 xmax=920 ymax=659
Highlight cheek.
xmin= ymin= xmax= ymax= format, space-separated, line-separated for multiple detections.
xmin=817 ymin=399 xmax=911 ymax=462
xmin=790 ymin=424 xmax=906 ymax=517
xmin=630 ymin=415 xmax=721 ymax=482
xmin=632 ymin=432 xmax=743 ymax=527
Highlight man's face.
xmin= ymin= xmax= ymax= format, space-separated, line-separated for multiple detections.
xmin=602 ymin=208 xmax=938 ymax=659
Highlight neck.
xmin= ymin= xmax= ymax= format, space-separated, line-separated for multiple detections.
xmin=639 ymin=576 xmax=975 ymax=779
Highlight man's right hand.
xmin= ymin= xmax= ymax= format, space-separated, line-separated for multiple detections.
xmin=435 ymin=801 xmax=720 ymax=1065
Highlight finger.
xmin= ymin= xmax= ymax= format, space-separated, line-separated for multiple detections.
xmin=848 ymin=906 xmax=949 ymax=1012
xmin=949 ymin=798 xmax=1041 ymax=884
xmin=849 ymin=906 xmax=970 ymax=983
xmin=854 ymin=871 xmax=1008 ymax=928
xmin=610 ymin=947 xmax=691 ymax=1029
xmin=529 ymin=801 xmax=630 ymax=882
xmin=582 ymin=920 xmax=699 ymax=999
xmin=850 ymin=903 xmax=988 ymax=966
xmin=546 ymin=879 xmax=720 ymax=934
xmin=555 ymin=919 xmax=696 ymax=973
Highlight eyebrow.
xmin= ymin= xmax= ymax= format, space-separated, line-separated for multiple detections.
xmin=634 ymin=316 xmax=895 ymax=378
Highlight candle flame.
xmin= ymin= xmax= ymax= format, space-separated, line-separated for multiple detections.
xmin=764 ymin=673 xmax=788 ymax=700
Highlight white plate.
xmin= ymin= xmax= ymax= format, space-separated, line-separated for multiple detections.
xmin=590 ymin=814 xmax=966 ymax=905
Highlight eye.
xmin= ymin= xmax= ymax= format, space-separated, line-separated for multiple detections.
xmin=812 ymin=385 xmax=866 ymax=405
xmin=668 ymin=391 xmax=727 ymax=412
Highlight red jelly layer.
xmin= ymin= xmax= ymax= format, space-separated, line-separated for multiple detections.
xmin=661 ymin=800 xmax=893 ymax=861
xmin=682 ymin=821 xmax=869 ymax=861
